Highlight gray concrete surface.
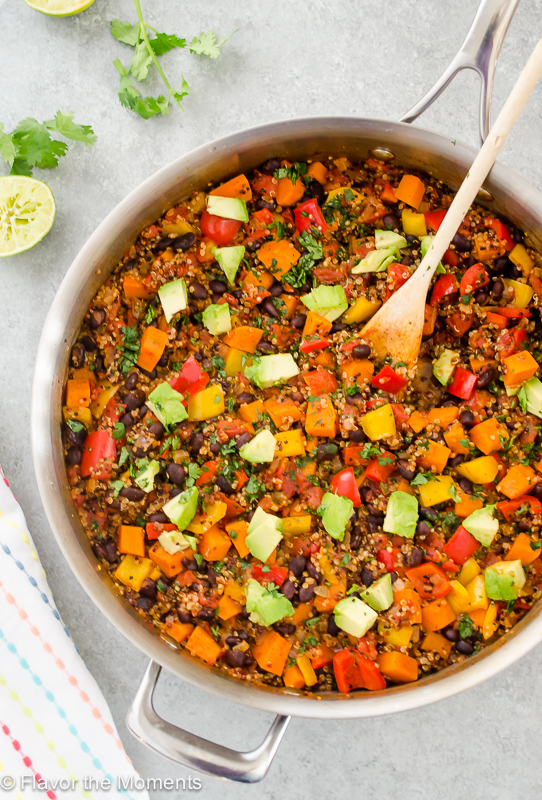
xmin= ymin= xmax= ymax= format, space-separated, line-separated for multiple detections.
xmin=1 ymin=0 xmax=542 ymax=797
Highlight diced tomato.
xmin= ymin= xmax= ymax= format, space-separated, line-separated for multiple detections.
xmin=430 ymin=274 xmax=459 ymax=306
xmin=146 ymin=522 xmax=178 ymax=540
xmin=200 ymin=210 xmax=242 ymax=246
xmin=443 ymin=525 xmax=479 ymax=565
xmin=377 ymin=548 xmax=399 ymax=571
xmin=330 ymin=467 xmax=361 ymax=507
xmin=459 ymin=264 xmax=489 ymax=296
xmin=391 ymin=403 xmax=410 ymax=430
xmin=196 ymin=236 xmax=218 ymax=263
xmin=365 ymin=453 xmax=396 ymax=483
xmin=371 ymin=365 xmax=408 ymax=395
xmin=300 ymin=337 xmax=331 ymax=353
xmin=404 ymin=562 xmax=451 ymax=598
xmin=446 ymin=311 xmax=474 ymax=337
xmin=387 ymin=263 xmax=411 ymax=294
xmin=447 ymin=367 xmax=478 ymax=400
xmin=251 ymin=564 xmax=288 ymax=586
xmin=483 ymin=217 xmax=514 ymax=251
xmin=251 ymin=172 xmax=277 ymax=199
xmin=294 ymin=198 xmax=328 ymax=234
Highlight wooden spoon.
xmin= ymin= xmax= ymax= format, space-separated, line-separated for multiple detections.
xmin=361 ymin=38 xmax=542 ymax=366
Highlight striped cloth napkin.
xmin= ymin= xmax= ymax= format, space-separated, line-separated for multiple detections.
xmin=0 ymin=467 xmax=149 ymax=800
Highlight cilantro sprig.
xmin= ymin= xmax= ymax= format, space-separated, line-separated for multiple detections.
xmin=111 ymin=2 xmax=235 ymax=119
xmin=0 ymin=112 xmax=96 ymax=176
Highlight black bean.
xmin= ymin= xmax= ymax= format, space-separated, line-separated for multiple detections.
xmin=139 ymin=366 xmax=157 ymax=380
xmin=281 ymin=580 xmax=295 ymax=600
xmin=90 ymin=307 xmax=106 ymax=329
xmin=125 ymin=389 xmax=146 ymax=411
xmin=383 ymin=214 xmax=400 ymax=229
xmin=148 ymin=421 xmax=165 ymax=439
xmin=149 ymin=511 xmax=168 ymax=523
xmin=406 ymin=234 xmax=419 ymax=245
xmin=209 ymin=279 xmax=227 ymax=295
xmin=66 ymin=446 xmax=82 ymax=465
xmin=324 ymin=615 xmax=339 ymax=637
xmin=237 ymin=392 xmax=254 ymax=404
xmin=255 ymin=196 xmax=277 ymax=212
xmin=442 ymin=625 xmax=459 ymax=642
xmin=210 ymin=442 xmax=221 ymax=455
xmin=309 ymin=180 xmax=325 ymax=203
xmin=291 ymin=314 xmax=307 ymax=329
xmin=299 ymin=584 xmax=315 ymax=603
xmin=492 ymin=255 xmax=510 ymax=275
xmin=518 ymin=520 xmax=531 ymax=531
xmin=119 ymin=412 xmax=134 ymax=429
xmin=198 ymin=608 xmax=216 ymax=622
xmin=275 ymin=623 xmax=296 ymax=636
xmin=178 ymin=609 xmax=192 ymax=624
xmin=136 ymin=596 xmax=155 ymax=611
xmin=225 ymin=649 xmax=246 ymax=668
xmin=529 ymin=484 xmax=542 ymax=502
xmin=182 ymin=557 xmax=198 ymax=571
xmin=367 ymin=518 xmax=380 ymax=533
xmin=401 ymin=255 xmax=414 ymax=266
xmin=350 ymin=529 xmax=362 ymax=549
xmin=307 ymin=563 xmax=322 ymax=584
xmin=94 ymin=354 xmax=105 ymax=375
xmin=451 ymin=232 xmax=472 ymax=252
xmin=456 ymin=640 xmax=474 ymax=655
xmin=352 ymin=344 xmax=371 ymax=359
xmin=349 ymin=429 xmax=366 ymax=443
xmin=167 ymin=463 xmax=186 ymax=485
xmin=225 ymin=635 xmax=242 ymax=647
xmin=360 ymin=568 xmax=375 ymax=586
xmin=260 ymin=297 xmax=280 ymax=318
xmin=190 ymin=432 xmax=204 ymax=455
xmin=269 ymin=282 xmax=283 ymax=296
xmin=245 ymin=238 xmax=263 ymax=253
xmin=154 ymin=237 xmax=174 ymax=252
xmin=207 ymin=567 xmax=218 ymax=586
xmin=416 ymin=520 xmax=430 ymax=537
xmin=405 ymin=546 xmax=424 ymax=568
xmin=260 ymin=157 xmax=280 ymax=175
xmin=449 ymin=454 xmax=465 ymax=467
xmin=513 ymin=228 xmax=524 ymax=244
xmin=491 ymin=279 xmax=504 ymax=299
xmin=216 ymin=476 xmax=234 ymax=495
xmin=508 ymin=262 xmax=522 ymax=279
xmin=316 ymin=442 xmax=338 ymax=462
xmin=420 ymin=507 xmax=438 ymax=522
xmin=170 ymin=487 xmax=183 ymax=498
xmin=190 ymin=282 xmax=208 ymax=301
xmin=397 ymin=460 xmax=415 ymax=481
xmin=120 ymin=487 xmax=145 ymax=502
xmin=124 ymin=372 xmax=138 ymax=391
xmin=458 ymin=477 xmax=473 ymax=495
xmin=258 ymin=341 xmax=278 ymax=354
xmin=71 ymin=343 xmax=85 ymax=369
xmin=66 ymin=424 xmax=87 ymax=446
xmin=459 ymin=409 xmax=475 ymax=428
xmin=235 ymin=432 xmax=251 ymax=450
xmin=171 ymin=233 xmax=197 ymax=252
xmin=158 ymin=349 xmax=169 ymax=368
xmin=93 ymin=541 xmax=118 ymax=563
xmin=331 ymin=321 xmax=348 ymax=333
xmin=288 ymin=555 xmax=306 ymax=578
xmin=475 ymin=365 xmax=495 ymax=390
xmin=139 ymin=578 xmax=156 ymax=598
xmin=474 ymin=290 xmax=488 ymax=305
xmin=81 ymin=334 xmax=97 ymax=352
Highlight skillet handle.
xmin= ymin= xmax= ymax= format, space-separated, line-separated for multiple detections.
xmin=126 ymin=660 xmax=291 ymax=782
xmin=400 ymin=0 xmax=519 ymax=142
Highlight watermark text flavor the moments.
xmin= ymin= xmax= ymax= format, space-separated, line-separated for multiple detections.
xmin=0 ymin=775 xmax=203 ymax=792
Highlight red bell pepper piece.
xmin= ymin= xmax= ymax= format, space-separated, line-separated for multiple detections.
xmin=443 ymin=525 xmax=479 ymax=565
xmin=424 ymin=209 xmax=447 ymax=232
xmin=371 ymin=365 xmax=408 ymax=395
xmin=380 ymin=184 xmax=398 ymax=204
xmin=459 ymin=264 xmax=489 ymax=296
xmin=197 ymin=460 xmax=220 ymax=486
xmin=447 ymin=366 xmax=478 ymax=400
xmin=146 ymin=522 xmax=178 ymax=541
xmin=252 ymin=208 xmax=274 ymax=226
xmin=493 ymin=307 xmax=531 ymax=318
xmin=251 ymin=564 xmax=288 ymax=587
xmin=377 ymin=547 xmax=399 ymax=571
xmin=365 ymin=453 xmax=396 ymax=483
xmin=483 ymin=217 xmax=514 ymax=251
xmin=442 ymin=248 xmax=458 ymax=267
xmin=169 ymin=355 xmax=209 ymax=398
xmin=391 ymin=403 xmax=410 ymax=430
xmin=356 ymin=654 xmax=387 ymax=690
xmin=514 ymin=319 xmax=529 ymax=351
xmin=430 ymin=273 xmax=459 ymax=306
xmin=404 ymin=562 xmax=451 ymax=599
xmin=333 ymin=649 xmax=366 ymax=693
xmin=497 ymin=496 xmax=542 ymax=522
xmin=294 ymin=198 xmax=328 ymax=234
xmin=330 ymin=467 xmax=361 ymax=507
xmin=299 ymin=336 xmax=331 ymax=353
xmin=80 ymin=430 xmax=116 ymax=480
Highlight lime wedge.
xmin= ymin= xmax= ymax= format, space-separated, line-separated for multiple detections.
xmin=22 ymin=0 xmax=96 ymax=15
xmin=0 ymin=176 xmax=56 ymax=257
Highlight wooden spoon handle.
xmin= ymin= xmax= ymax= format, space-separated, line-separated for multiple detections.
xmin=417 ymin=37 xmax=542 ymax=282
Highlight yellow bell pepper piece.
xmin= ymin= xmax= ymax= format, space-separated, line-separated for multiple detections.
xmin=378 ymin=621 xmax=414 ymax=648
xmin=402 ymin=208 xmax=427 ymax=238
xmin=162 ymin=218 xmax=195 ymax=236
xmin=282 ymin=515 xmax=312 ymax=535
xmin=63 ymin=405 xmax=93 ymax=428
xmin=416 ymin=475 xmax=455 ymax=508
xmin=187 ymin=384 xmax=225 ymax=421
xmin=224 ymin=579 xmax=246 ymax=604
xmin=446 ymin=579 xmax=471 ymax=614
xmin=296 ymin=654 xmax=318 ymax=686
xmin=502 ymin=278 xmax=534 ymax=309
xmin=149 ymin=566 xmax=162 ymax=581
xmin=274 ymin=429 xmax=306 ymax=458
xmin=466 ymin=574 xmax=489 ymax=611
xmin=482 ymin=601 xmax=498 ymax=640
xmin=186 ymin=501 xmax=227 ymax=533
xmin=456 ymin=456 xmax=499 ymax=484
xmin=325 ymin=186 xmax=362 ymax=204
xmin=509 ymin=243 xmax=534 ymax=276
xmin=90 ymin=381 xmax=119 ymax=419
xmin=341 ymin=296 xmax=382 ymax=325
xmin=360 ymin=403 xmax=396 ymax=441
xmin=458 ymin=557 xmax=481 ymax=587
xmin=224 ymin=347 xmax=252 ymax=377
xmin=115 ymin=555 xmax=154 ymax=592
xmin=319 ymin=554 xmax=338 ymax=584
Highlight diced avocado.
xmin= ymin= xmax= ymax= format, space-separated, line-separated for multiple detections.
xmin=158 ymin=529 xmax=193 ymax=554
xmin=206 ymin=195 xmax=249 ymax=222
xmin=245 ymin=579 xmax=294 ymax=626
xmin=485 ymin=559 xmax=526 ymax=601
xmin=463 ymin=504 xmax=498 ymax=547
xmin=375 ymin=230 xmax=407 ymax=250
xmin=518 ymin=377 xmax=542 ymax=418
xmin=247 ymin=505 xmax=283 ymax=535
xmin=147 ymin=382 xmax=188 ymax=428
xmin=433 ymin=349 xmax=459 ymax=386
xmin=202 ymin=303 xmax=231 ymax=336
xmin=318 ymin=492 xmax=353 ymax=541
xmin=334 ymin=596 xmax=378 ymax=638
xmin=239 ymin=429 xmax=277 ymax=463
xmin=351 ymin=246 xmax=397 ymax=275
xmin=300 ymin=284 xmax=348 ymax=322
xmin=158 ymin=278 xmax=188 ymax=323
xmin=245 ymin=515 xmax=283 ymax=562
xmin=134 ymin=459 xmax=160 ymax=493
xmin=213 ymin=245 xmax=245 ymax=284
xmin=360 ymin=573 xmax=394 ymax=611
xmin=244 ymin=354 xmax=299 ymax=388
xmin=161 ymin=486 xmax=198 ymax=530
xmin=383 ymin=491 xmax=418 ymax=539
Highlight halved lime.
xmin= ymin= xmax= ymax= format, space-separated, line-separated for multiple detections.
xmin=22 ymin=0 xmax=96 ymax=16
xmin=0 ymin=176 xmax=56 ymax=257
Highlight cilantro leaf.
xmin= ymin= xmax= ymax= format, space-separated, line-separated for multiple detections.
xmin=66 ymin=419 xmax=84 ymax=433
xmin=189 ymin=30 xmax=234 ymax=59
xmin=457 ymin=614 xmax=475 ymax=639
xmin=110 ymin=20 xmax=141 ymax=46
xmin=150 ymin=33 xmax=186 ymax=56
xmin=0 ymin=124 xmax=16 ymax=168
xmin=45 ymin=111 xmax=97 ymax=146
xmin=130 ymin=38 xmax=154 ymax=81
